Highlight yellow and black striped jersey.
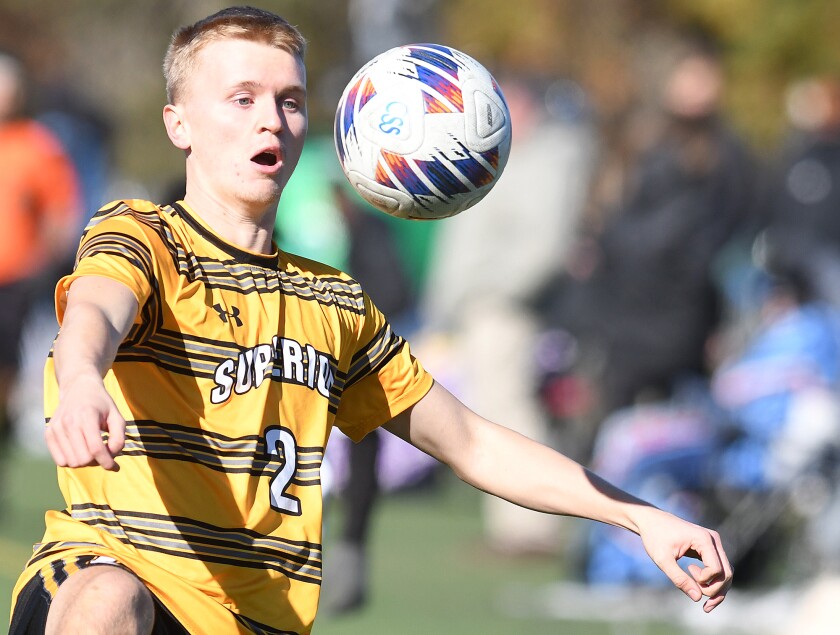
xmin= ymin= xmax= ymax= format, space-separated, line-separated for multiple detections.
xmin=14 ymin=200 xmax=433 ymax=634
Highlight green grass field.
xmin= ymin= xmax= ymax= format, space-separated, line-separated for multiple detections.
xmin=0 ymin=450 xmax=684 ymax=634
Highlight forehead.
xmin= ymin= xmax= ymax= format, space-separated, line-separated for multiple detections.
xmin=190 ymin=37 xmax=306 ymax=90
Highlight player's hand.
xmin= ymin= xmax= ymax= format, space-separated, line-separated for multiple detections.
xmin=45 ymin=373 xmax=126 ymax=471
xmin=634 ymin=507 xmax=733 ymax=612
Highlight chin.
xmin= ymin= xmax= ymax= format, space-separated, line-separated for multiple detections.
xmin=241 ymin=183 xmax=284 ymax=209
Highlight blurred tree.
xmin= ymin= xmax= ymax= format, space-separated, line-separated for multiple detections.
xmin=661 ymin=0 xmax=840 ymax=145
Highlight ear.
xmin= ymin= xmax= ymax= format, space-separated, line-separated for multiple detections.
xmin=163 ymin=103 xmax=191 ymax=150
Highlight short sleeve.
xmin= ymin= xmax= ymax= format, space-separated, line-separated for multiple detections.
xmin=334 ymin=292 xmax=433 ymax=441
xmin=55 ymin=208 xmax=158 ymax=325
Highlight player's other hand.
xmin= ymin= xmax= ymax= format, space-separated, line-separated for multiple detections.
xmin=634 ymin=507 xmax=733 ymax=612
xmin=45 ymin=373 xmax=126 ymax=472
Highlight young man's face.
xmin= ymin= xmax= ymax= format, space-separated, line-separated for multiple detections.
xmin=169 ymin=37 xmax=308 ymax=214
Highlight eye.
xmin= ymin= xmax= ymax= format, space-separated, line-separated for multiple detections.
xmin=235 ymin=96 xmax=253 ymax=107
xmin=281 ymin=98 xmax=300 ymax=112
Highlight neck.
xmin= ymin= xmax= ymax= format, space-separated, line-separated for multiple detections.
xmin=182 ymin=189 xmax=277 ymax=255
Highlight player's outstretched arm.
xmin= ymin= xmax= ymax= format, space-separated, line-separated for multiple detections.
xmin=45 ymin=275 xmax=139 ymax=471
xmin=384 ymin=381 xmax=732 ymax=612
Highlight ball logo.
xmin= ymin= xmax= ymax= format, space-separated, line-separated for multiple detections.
xmin=378 ymin=101 xmax=409 ymax=136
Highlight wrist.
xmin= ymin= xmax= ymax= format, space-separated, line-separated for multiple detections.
xmin=622 ymin=501 xmax=666 ymax=536
xmin=584 ymin=468 xmax=656 ymax=533
xmin=56 ymin=366 xmax=106 ymax=397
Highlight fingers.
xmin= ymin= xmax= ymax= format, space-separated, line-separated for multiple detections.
xmin=645 ymin=519 xmax=733 ymax=612
xmin=688 ymin=563 xmax=730 ymax=612
xmin=45 ymin=409 xmax=124 ymax=471
xmin=86 ymin=420 xmax=119 ymax=471
xmin=44 ymin=422 xmax=69 ymax=466
xmin=105 ymin=408 xmax=126 ymax=460
xmin=657 ymin=555 xmax=704 ymax=603
xmin=687 ymin=529 xmax=734 ymax=612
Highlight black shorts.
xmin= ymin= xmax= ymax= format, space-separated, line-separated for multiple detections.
xmin=9 ymin=556 xmax=189 ymax=635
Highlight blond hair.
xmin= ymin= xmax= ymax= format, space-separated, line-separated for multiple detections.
xmin=163 ymin=6 xmax=306 ymax=104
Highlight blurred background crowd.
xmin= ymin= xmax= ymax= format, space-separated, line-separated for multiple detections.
xmin=4 ymin=1 xmax=840 ymax=633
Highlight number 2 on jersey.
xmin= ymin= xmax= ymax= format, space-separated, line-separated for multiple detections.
xmin=264 ymin=426 xmax=302 ymax=516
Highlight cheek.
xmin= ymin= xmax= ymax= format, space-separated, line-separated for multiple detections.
xmin=286 ymin=119 xmax=308 ymax=157
xmin=195 ymin=128 xmax=242 ymax=173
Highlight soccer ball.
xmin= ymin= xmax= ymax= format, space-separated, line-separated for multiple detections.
xmin=334 ymin=43 xmax=511 ymax=220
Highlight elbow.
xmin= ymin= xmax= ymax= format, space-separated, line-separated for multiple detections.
xmin=443 ymin=416 xmax=494 ymax=490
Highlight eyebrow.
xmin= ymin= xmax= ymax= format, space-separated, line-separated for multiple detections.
xmin=231 ymin=80 xmax=307 ymax=97
xmin=234 ymin=80 xmax=263 ymax=92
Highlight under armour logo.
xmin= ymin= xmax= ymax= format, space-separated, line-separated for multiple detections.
xmin=213 ymin=303 xmax=243 ymax=327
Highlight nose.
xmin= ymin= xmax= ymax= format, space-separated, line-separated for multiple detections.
xmin=259 ymin=99 xmax=283 ymax=133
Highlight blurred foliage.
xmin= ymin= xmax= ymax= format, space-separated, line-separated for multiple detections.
xmin=0 ymin=0 xmax=838 ymax=191
xmin=441 ymin=0 xmax=840 ymax=147
xmin=660 ymin=0 xmax=840 ymax=145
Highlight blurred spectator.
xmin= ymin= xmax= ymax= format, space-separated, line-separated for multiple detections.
xmin=710 ymin=269 xmax=840 ymax=584
xmin=421 ymin=70 xmax=597 ymax=556
xmin=584 ymin=386 xmax=716 ymax=587
xmin=37 ymin=83 xmax=113 ymax=229
xmin=0 ymin=50 xmax=80 ymax=462
xmin=320 ymin=182 xmax=420 ymax=616
xmin=551 ymin=36 xmax=759 ymax=438
xmin=712 ymin=275 xmax=840 ymax=494
xmin=582 ymin=265 xmax=840 ymax=590
xmin=11 ymin=73 xmax=114 ymax=456
xmin=347 ymin=0 xmax=438 ymax=67
xmin=764 ymin=75 xmax=840 ymax=308
xmin=332 ymin=182 xmax=417 ymax=329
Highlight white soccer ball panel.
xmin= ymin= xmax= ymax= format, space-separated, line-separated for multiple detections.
xmin=358 ymin=84 xmax=426 ymax=156
xmin=462 ymin=78 xmax=510 ymax=152
xmin=334 ymin=43 xmax=511 ymax=221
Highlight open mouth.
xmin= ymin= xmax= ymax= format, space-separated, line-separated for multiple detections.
xmin=252 ymin=150 xmax=280 ymax=167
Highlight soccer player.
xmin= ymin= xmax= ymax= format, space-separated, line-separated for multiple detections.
xmin=9 ymin=7 xmax=732 ymax=635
